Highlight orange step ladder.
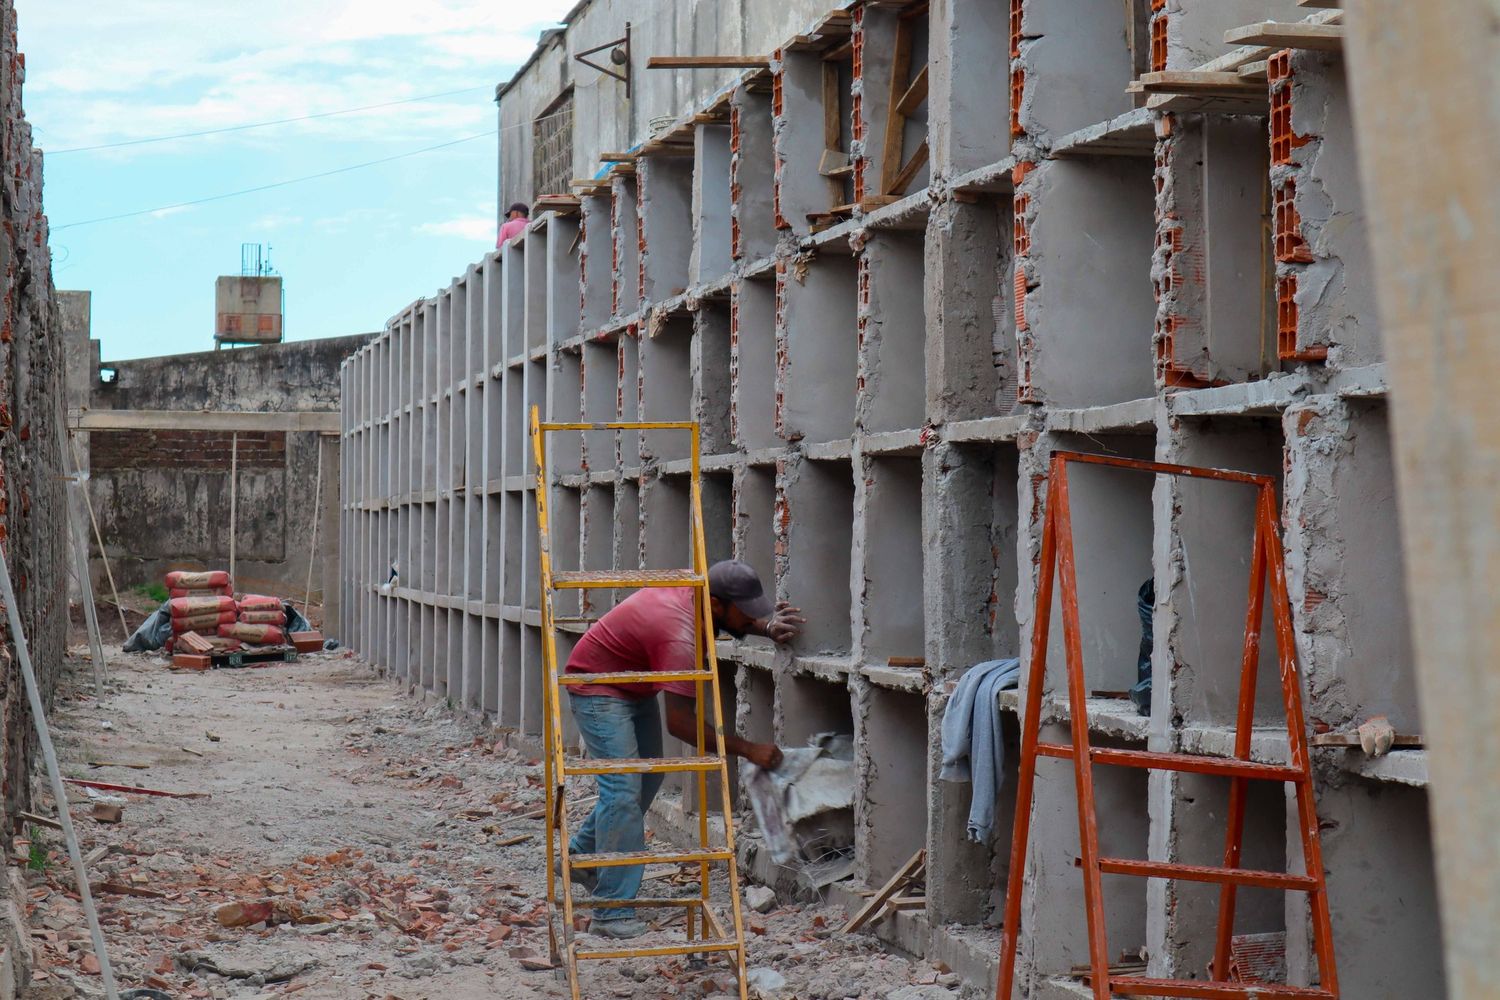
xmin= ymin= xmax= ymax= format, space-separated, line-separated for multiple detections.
xmin=996 ymin=451 xmax=1340 ymax=999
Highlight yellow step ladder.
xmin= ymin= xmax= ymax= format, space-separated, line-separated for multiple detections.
xmin=529 ymin=407 xmax=749 ymax=1000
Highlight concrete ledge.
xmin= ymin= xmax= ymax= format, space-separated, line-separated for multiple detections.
xmin=1167 ymin=373 xmax=1311 ymax=418
xmin=1047 ymin=396 xmax=1157 ymax=435
xmin=944 ymin=414 xmax=1029 ymax=445
xmin=1334 ymin=748 xmax=1429 ymax=787
xmin=1050 ymin=107 xmax=1156 ymax=159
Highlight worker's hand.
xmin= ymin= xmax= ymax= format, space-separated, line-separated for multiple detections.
xmin=763 ymin=602 xmax=805 ymax=645
xmin=745 ymin=743 xmax=783 ymax=771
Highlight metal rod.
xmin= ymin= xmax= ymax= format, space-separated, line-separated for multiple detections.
xmin=304 ymin=436 xmax=325 ymax=616
xmin=0 ymin=549 xmax=119 ymax=1000
xmin=229 ymin=431 xmax=239 ymax=586
xmin=65 ymin=425 xmax=128 ymax=641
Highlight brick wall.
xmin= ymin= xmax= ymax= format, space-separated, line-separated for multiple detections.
xmin=91 ymin=429 xmax=288 ymax=472
xmin=1 ymin=0 xmax=69 ymax=857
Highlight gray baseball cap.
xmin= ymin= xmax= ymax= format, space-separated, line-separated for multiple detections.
xmin=708 ymin=560 xmax=774 ymax=620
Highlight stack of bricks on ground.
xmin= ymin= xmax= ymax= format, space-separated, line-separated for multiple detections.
xmin=340 ymin=2 xmax=1437 ymax=998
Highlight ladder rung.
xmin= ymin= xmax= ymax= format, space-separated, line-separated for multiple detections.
xmin=574 ymin=939 xmax=741 ymax=961
xmin=552 ymin=568 xmax=703 ymax=589
xmin=1097 ymin=858 xmax=1318 ymax=891
xmin=1036 ymin=743 xmax=1306 ymax=782
xmin=541 ymin=420 xmax=697 ymax=432
xmin=1110 ymin=977 xmax=1334 ymax=998
xmin=559 ymin=670 xmax=716 ymax=687
xmin=565 ymin=756 xmax=722 ymax=776
xmin=570 ymin=848 xmax=734 ymax=869
xmin=563 ymin=896 xmax=705 ymax=909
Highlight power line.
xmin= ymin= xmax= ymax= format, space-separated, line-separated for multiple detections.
xmin=53 ymin=130 xmax=495 ymax=231
xmin=48 ymin=85 xmax=494 ymax=155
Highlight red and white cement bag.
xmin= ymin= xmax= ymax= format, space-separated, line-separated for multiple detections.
xmin=169 ymin=595 xmax=237 ymax=618
xmin=218 ymin=622 xmax=286 ymax=646
xmin=171 ymin=610 xmax=238 ymax=633
xmin=238 ymin=594 xmax=281 ymax=613
xmin=165 ymin=570 xmax=232 ymax=591
xmin=238 ymin=609 xmax=287 ymax=626
xmin=170 ymin=586 xmax=232 ymax=599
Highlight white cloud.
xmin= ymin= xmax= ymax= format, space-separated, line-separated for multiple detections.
xmin=416 ymin=214 xmax=499 ymax=242
xmin=14 ymin=0 xmax=574 ymax=152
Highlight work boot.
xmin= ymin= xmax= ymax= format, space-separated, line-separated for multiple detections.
xmin=590 ymin=917 xmax=648 ymax=940
xmin=554 ymin=857 xmax=597 ymax=894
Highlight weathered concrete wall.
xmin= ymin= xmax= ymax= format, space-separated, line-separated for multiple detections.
xmin=497 ymin=0 xmax=836 ymax=210
xmin=72 ymin=333 xmax=369 ymax=614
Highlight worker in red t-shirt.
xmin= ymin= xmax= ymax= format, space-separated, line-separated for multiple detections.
xmin=560 ymin=559 xmax=804 ymax=940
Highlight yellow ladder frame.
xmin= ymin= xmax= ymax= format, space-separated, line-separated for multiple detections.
xmin=530 ymin=407 xmax=749 ymax=1000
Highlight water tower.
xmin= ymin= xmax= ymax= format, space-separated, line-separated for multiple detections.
xmin=214 ymin=243 xmax=283 ymax=348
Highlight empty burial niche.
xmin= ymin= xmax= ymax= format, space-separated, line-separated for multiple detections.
xmin=731 ymin=87 xmax=777 ymax=262
xmin=502 ymin=241 xmax=526 ymax=360
xmin=860 ymin=687 xmax=928 ymax=885
xmin=548 ymin=214 xmax=581 ymax=344
xmin=639 ymin=156 xmax=693 ymax=303
xmin=613 ymin=176 xmax=642 ymax=318
xmin=503 ymin=491 xmax=524 ymax=607
xmin=1026 ymin=729 xmax=1149 ymax=976
xmin=1026 ymin=156 xmax=1156 ymax=407
xmin=779 ymin=672 xmax=855 ymax=747
xmin=582 ymin=485 xmax=616 ymax=614
xmin=581 ymin=338 xmax=617 ymax=468
xmin=643 ymin=474 xmax=691 ymax=571
xmin=775 ymin=44 xmax=853 ymax=232
xmin=550 ymin=349 xmax=583 ymax=475
xmin=703 ymin=471 xmax=734 ymax=565
xmin=615 ymin=478 xmax=641 ymax=572
xmin=859 ymin=230 xmax=927 ymax=433
xmin=946 ymin=444 xmax=1022 ymax=664
xmin=780 ymin=252 xmax=859 ymax=443
xmin=525 ymin=359 xmax=547 ymax=456
xmin=551 ymin=487 xmax=583 ymax=617
xmin=732 ymin=275 xmax=778 ymax=452
xmin=736 ymin=663 xmax=775 ymax=747
xmin=782 ymin=458 xmax=855 ymax=656
xmin=945 ymin=0 xmax=1012 ymax=173
xmin=1042 ymin=434 xmax=1156 ymax=698
xmin=503 ymin=365 xmax=526 ymax=477
xmin=1315 ymin=400 xmax=1417 ymax=731
xmin=860 ymin=456 xmax=925 ymax=664
xmin=1021 ymin=0 xmax=1150 ymax=140
xmin=580 ymin=194 xmax=613 ymax=330
xmin=482 ymin=619 xmax=500 ymax=716
xmin=1162 ymin=114 xmax=1277 ymax=385
xmin=1317 ymin=782 xmax=1446 ymax=997
xmin=524 ymin=225 xmax=549 ymax=352
xmin=618 ymin=334 xmax=641 ymax=467
xmin=483 ymin=495 xmax=502 ymax=602
xmin=1166 ymin=771 xmax=1287 ymax=977
xmin=1169 ymin=416 xmax=1284 ymax=728
xmin=640 ymin=314 xmax=693 ymax=463
xmin=735 ymin=465 xmax=777 ymax=595
xmin=696 ymin=300 xmax=733 ymax=456
xmin=694 ymin=124 xmax=734 ymax=283
xmin=858 ymin=2 xmax=931 ymax=200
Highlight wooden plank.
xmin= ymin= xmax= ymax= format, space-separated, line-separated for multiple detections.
xmin=822 ymin=61 xmax=845 ymax=205
xmin=880 ymin=18 xmax=915 ymax=195
xmin=646 ymin=56 xmax=771 ymax=69
xmin=1139 ymin=70 xmax=1264 ymax=95
xmin=72 ymin=409 xmax=340 ymax=433
xmin=1310 ymin=732 xmax=1424 ymax=749
xmin=1146 ymin=92 xmax=1268 ymax=115
xmin=1223 ymin=21 xmax=1345 ymax=52
xmin=894 ymin=65 xmax=929 ymax=117
xmin=888 ymin=139 xmax=929 ymax=196
xmin=841 ymin=849 xmax=925 ymax=933
xmin=1297 ymin=0 xmax=1341 ymax=7
xmin=1238 ymin=60 xmax=1271 ymax=82
xmin=1195 ymin=44 xmax=1277 ymax=74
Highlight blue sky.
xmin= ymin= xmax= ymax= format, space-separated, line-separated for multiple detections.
xmin=18 ymin=0 xmax=574 ymax=360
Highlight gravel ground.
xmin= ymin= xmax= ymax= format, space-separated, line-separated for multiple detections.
xmin=19 ymin=649 xmax=977 ymax=1000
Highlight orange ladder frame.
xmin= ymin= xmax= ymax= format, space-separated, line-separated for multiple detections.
xmin=996 ymin=451 xmax=1340 ymax=999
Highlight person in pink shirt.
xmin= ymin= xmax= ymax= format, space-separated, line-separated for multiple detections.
xmin=496 ymin=202 xmax=529 ymax=248
xmin=559 ymin=560 xmax=804 ymax=939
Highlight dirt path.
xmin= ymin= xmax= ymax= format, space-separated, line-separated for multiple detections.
xmin=21 ymin=650 xmax=966 ymax=1000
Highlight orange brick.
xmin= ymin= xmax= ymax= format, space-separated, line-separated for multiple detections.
xmin=1273 ymin=179 xmax=1313 ymax=263
xmin=1010 ymin=68 xmax=1025 ymax=137
xmin=1012 ymin=193 xmax=1030 ymax=256
xmin=1151 ymin=14 xmax=1168 ymax=72
xmin=1010 ymin=0 xmax=1023 ymax=58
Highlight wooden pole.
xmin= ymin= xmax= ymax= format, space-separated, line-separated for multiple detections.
xmin=1341 ymin=4 xmax=1500 ymax=994
xmin=0 ymin=549 xmax=120 ymax=999
xmin=229 ymin=432 xmax=239 ymax=587
xmin=66 ymin=431 xmax=127 ymax=639
xmin=303 ymin=437 xmax=324 ymax=617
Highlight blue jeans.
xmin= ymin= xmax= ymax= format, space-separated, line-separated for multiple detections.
xmin=568 ymin=693 xmax=665 ymax=923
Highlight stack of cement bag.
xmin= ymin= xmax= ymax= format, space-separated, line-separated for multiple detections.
xmin=165 ymin=569 xmax=232 ymax=598
xmin=220 ymin=594 xmax=287 ymax=646
xmin=169 ymin=594 xmax=238 ymax=649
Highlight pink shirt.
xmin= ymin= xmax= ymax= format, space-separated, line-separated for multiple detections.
xmin=565 ymin=587 xmax=702 ymax=699
xmin=496 ymin=217 xmax=528 ymax=247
